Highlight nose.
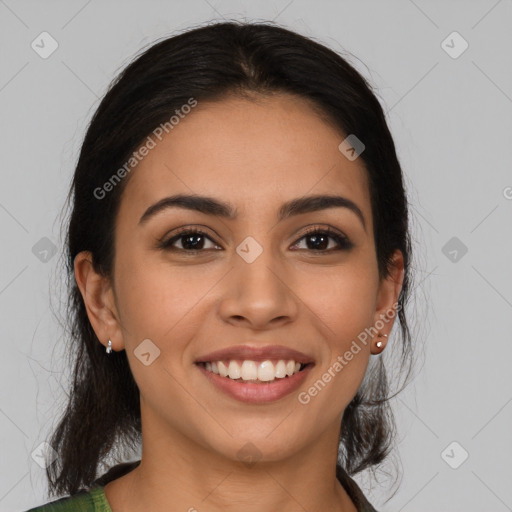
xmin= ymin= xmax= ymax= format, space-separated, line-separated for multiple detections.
xmin=217 ymin=244 xmax=299 ymax=330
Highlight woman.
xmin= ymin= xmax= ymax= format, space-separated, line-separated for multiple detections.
xmin=27 ymin=20 xmax=414 ymax=512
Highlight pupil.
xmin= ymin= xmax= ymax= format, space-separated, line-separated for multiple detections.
xmin=181 ymin=233 xmax=330 ymax=250
xmin=184 ymin=234 xmax=203 ymax=249
xmin=308 ymin=234 xmax=328 ymax=250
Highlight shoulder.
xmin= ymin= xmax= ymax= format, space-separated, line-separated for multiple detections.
xmin=24 ymin=486 xmax=110 ymax=512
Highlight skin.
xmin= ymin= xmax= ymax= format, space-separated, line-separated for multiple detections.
xmin=75 ymin=93 xmax=404 ymax=512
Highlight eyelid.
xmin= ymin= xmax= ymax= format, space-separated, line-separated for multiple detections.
xmin=160 ymin=225 xmax=220 ymax=242
xmin=294 ymin=223 xmax=349 ymax=240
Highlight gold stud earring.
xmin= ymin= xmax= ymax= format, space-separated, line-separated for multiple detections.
xmin=376 ymin=333 xmax=387 ymax=350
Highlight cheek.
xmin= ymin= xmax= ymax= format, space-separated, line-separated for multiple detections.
xmin=297 ymin=259 xmax=378 ymax=395
xmin=296 ymin=283 xmax=374 ymax=423
xmin=298 ymin=258 xmax=378 ymax=342
xmin=113 ymin=259 xmax=208 ymax=403
xmin=115 ymin=256 xmax=213 ymax=341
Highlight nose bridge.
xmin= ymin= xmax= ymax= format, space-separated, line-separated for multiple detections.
xmin=235 ymin=234 xmax=285 ymax=296
xmin=219 ymin=234 xmax=298 ymax=327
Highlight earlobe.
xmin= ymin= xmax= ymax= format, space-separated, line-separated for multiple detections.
xmin=73 ymin=251 xmax=123 ymax=352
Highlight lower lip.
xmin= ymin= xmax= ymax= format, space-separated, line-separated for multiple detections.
xmin=196 ymin=363 xmax=313 ymax=404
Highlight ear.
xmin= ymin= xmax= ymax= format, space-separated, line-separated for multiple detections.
xmin=371 ymin=249 xmax=404 ymax=352
xmin=74 ymin=251 xmax=124 ymax=352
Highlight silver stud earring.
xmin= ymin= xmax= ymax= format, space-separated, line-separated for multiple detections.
xmin=106 ymin=339 xmax=112 ymax=354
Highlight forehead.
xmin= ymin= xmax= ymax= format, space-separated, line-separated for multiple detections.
xmin=120 ymin=93 xmax=371 ymax=225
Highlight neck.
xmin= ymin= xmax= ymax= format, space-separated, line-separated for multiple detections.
xmin=104 ymin=404 xmax=357 ymax=512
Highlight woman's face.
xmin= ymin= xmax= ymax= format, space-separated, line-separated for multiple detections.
xmin=85 ymin=93 xmax=403 ymax=463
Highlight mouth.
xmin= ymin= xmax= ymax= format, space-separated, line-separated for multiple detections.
xmin=197 ymin=359 xmax=312 ymax=383
xmin=194 ymin=345 xmax=315 ymax=403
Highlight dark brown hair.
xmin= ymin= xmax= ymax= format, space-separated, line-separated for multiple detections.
xmin=46 ymin=20 xmax=415 ymax=498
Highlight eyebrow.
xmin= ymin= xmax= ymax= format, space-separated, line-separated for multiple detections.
xmin=139 ymin=193 xmax=366 ymax=231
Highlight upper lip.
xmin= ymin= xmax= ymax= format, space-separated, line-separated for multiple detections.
xmin=195 ymin=345 xmax=315 ymax=364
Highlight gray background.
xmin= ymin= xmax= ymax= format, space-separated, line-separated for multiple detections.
xmin=1 ymin=0 xmax=511 ymax=510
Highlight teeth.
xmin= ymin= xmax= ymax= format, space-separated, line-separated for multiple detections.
xmin=275 ymin=360 xmax=286 ymax=378
xmin=228 ymin=360 xmax=241 ymax=379
xmin=258 ymin=360 xmax=275 ymax=382
xmin=203 ymin=359 xmax=304 ymax=382
xmin=218 ymin=361 xmax=228 ymax=377
xmin=241 ymin=360 xmax=258 ymax=381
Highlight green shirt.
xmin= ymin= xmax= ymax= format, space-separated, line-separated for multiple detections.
xmin=26 ymin=472 xmax=378 ymax=511
xmin=26 ymin=485 xmax=111 ymax=511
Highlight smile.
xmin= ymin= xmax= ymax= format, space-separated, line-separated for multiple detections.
xmin=195 ymin=360 xmax=314 ymax=404
xmin=200 ymin=359 xmax=307 ymax=382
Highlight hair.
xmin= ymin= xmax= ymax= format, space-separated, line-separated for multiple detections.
xmin=46 ymin=20 xmax=416 ymax=498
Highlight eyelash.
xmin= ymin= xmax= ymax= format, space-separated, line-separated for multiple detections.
xmin=159 ymin=226 xmax=353 ymax=253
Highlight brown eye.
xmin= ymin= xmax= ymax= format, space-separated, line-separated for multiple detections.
xmin=291 ymin=227 xmax=353 ymax=252
xmin=160 ymin=229 xmax=220 ymax=251
xmin=159 ymin=226 xmax=353 ymax=253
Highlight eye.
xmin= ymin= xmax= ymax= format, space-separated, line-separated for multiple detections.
xmin=159 ymin=226 xmax=353 ymax=253
xmin=291 ymin=226 xmax=353 ymax=252
xmin=159 ymin=228 xmax=220 ymax=251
